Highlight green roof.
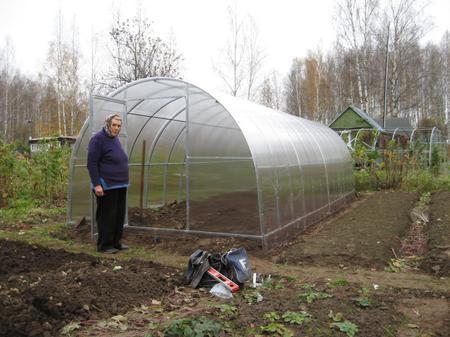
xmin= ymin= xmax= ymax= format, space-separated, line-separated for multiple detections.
xmin=329 ymin=106 xmax=383 ymax=130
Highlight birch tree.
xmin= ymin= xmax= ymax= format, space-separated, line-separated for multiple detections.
xmin=215 ymin=4 xmax=264 ymax=99
xmin=384 ymin=0 xmax=428 ymax=119
xmin=0 ymin=38 xmax=15 ymax=140
xmin=284 ymin=58 xmax=304 ymax=117
xmin=45 ymin=10 xmax=85 ymax=136
xmin=335 ymin=0 xmax=379 ymax=113
xmin=441 ymin=31 xmax=449 ymax=126
xmin=105 ymin=9 xmax=183 ymax=89
xmin=259 ymin=71 xmax=283 ymax=110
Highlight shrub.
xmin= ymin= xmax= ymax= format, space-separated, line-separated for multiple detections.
xmin=0 ymin=141 xmax=30 ymax=207
xmin=29 ymin=141 xmax=71 ymax=205
xmin=0 ymin=140 xmax=71 ymax=208
xmin=402 ymin=170 xmax=450 ymax=193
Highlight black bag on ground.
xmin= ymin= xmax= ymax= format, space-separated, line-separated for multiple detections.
xmin=185 ymin=247 xmax=252 ymax=289
xmin=222 ymin=247 xmax=252 ymax=284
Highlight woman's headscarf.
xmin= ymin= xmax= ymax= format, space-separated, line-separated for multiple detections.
xmin=104 ymin=113 xmax=122 ymax=137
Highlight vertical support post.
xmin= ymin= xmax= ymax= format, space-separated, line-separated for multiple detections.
xmin=88 ymin=94 xmax=96 ymax=238
xmin=140 ymin=140 xmax=146 ymax=225
xmin=429 ymin=127 xmax=436 ymax=168
xmin=184 ymin=85 xmax=191 ymax=230
xmin=383 ymin=24 xmax=390 ymax=130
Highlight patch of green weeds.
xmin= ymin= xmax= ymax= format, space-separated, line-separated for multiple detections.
xmin=355 ymin=287 xmax=372 ymax=308
xmin=330 ymin=320 xmax=359 ymax=337
xmin=282 ymin=311 xmax=312 ymax=325
xmin=384 ymin=258 xmax=407 ymax=272
xmin=329 ymin=311 xmax=359 ymax=336
xmin=260 ymin=276 xmax=286 ymax=290
xmin=327 ymin=278 xmax=350 ymax=288
xmin=261 ymin=276 xmax=274 ymax=289
xmin=243 ymin=290 xmax=263 ymax=304
xmin=212 ymin=304 xmax=238 ymax=319
xmin=163 ymin=316 xmax=222 ymax=337
xmin=297 ymin=283 xmax=333 ymax=303
xmin=285 ymin=275 xmax=297 ymax=282
xmin=264 ymin=311 xmax=281 ymax=322
xmin=260 ymin=322 xmax=293 ymax=337
xmin=0 ymin=202 xmax=65 ymax=226
xmin=417 ymin=192 xmax=431 ymax=207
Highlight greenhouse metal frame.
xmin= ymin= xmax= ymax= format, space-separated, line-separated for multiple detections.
xmin=68 ymin=78 xmax=354 ymax=249
xmin=338 ymin=127 xmax=448 ymax=172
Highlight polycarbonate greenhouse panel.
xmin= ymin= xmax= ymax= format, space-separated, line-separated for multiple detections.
xmin=188 ymin=124 xmax=251 ymax=158
xmin=69 ymin=163 xmax=91 ymax=220
xmin=149 ymin=121 xmax=186 ymax=163
xmin=68 ymin=78 xmax=354 ymax=247
xmin=187 ymin=158 xmax=260 ymax=235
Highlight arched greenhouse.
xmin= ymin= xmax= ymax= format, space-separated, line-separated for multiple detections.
xmin=68 ymin=78 xmax=354 ymax=249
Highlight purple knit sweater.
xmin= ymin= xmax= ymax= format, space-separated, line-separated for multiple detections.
xmin=87 ymin=128 xmax=129 ymax=189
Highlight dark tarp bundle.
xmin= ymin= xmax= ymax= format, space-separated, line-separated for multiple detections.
xmin=185 ymin=247 xmax=252 ymax=289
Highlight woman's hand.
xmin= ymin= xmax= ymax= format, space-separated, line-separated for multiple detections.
xmin=94 ymin=185 xmax=104 ymax=197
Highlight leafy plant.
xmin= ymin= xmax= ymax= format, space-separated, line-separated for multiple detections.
xmin=261 ymin=276 xmax=274 ymax=289
xmin=213 ymin=304 xmax=238 ymax=319
xmin=260 ymin=322 xmax=293 ymax=337
xmin=417 ymin=192 xmax=431 ymax=207
xmin=259 ymin=276 xmax=285 ymax=290
xmin=264 ymin=311 xmax=281 ymax=322
xmin=327 ymin=278 xmax=350 ymax=287
xmin=297 ymin=284 xmax=332 ymax=303
xmin=282 ymin=311 xmax=311 ymax=325
xmin=285 ymin=275 xmax=297 ymax=282
xmin=356 ymin=297 xmax=371 ymax=308
xmin=0 ymin=140 xmax=71 ymax=209
xmin=384 ymin=258 xmax=407 ymax=272
xmin=163 ymin=316 xmax=222 ymax=337
xmin=330 ymin=320 xmax=359 ymax=337
xmin=355 ymin=287 xmax=372 ymax=308
xmin=244 ymin=290 xmax=263 ymax=304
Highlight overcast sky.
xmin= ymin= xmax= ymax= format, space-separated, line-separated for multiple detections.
xmin=0 ymin=0 xmax=449 ymax=92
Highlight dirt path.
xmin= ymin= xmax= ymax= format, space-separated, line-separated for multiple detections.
xmin=421 ymin=191 xmax=450 ymax=276
xmin=277 ymin=191 xmax=418 ymax=269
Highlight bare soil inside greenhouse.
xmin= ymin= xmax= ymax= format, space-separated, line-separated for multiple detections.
xmin=0 ymin=191 xmax=449 ymax=337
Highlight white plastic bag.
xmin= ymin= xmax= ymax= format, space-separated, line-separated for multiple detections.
xmin=209 ymin=283 xmax=233 ymax=299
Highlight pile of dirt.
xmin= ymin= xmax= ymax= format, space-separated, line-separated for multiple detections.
xmin=128 ymin=200 xmax=187 ymax=229
xmin=420 ymin=191 xmax=450 ymax=276
xmin=0 ymin=239 xmax=182 ymax=337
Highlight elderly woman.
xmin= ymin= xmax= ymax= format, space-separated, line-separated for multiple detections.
xmin=87 ymin=114 xmax=129 ymax=254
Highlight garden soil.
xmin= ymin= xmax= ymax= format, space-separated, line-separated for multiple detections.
xmin=0 ymin=191 xmax=449 ymax=337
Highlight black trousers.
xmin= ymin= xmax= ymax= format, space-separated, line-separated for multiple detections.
xmin=96 ymin=188 xmax=127 ymax=250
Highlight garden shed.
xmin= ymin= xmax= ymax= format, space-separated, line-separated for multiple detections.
xmin=68 ymin=78 xmax=354 ymax=249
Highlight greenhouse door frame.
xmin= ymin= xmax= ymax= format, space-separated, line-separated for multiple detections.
xmin=89 ymin=94 xmax=128 ymax=238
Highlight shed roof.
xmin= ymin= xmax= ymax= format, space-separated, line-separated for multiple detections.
xmin=329 ymin=105 xmax=383 ymax=130
xmin=329 ymin=105 xmax=413 ymax=132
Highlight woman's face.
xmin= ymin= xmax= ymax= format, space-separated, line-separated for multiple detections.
xmin=110 ymin=117 xmax=122 ymax=137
